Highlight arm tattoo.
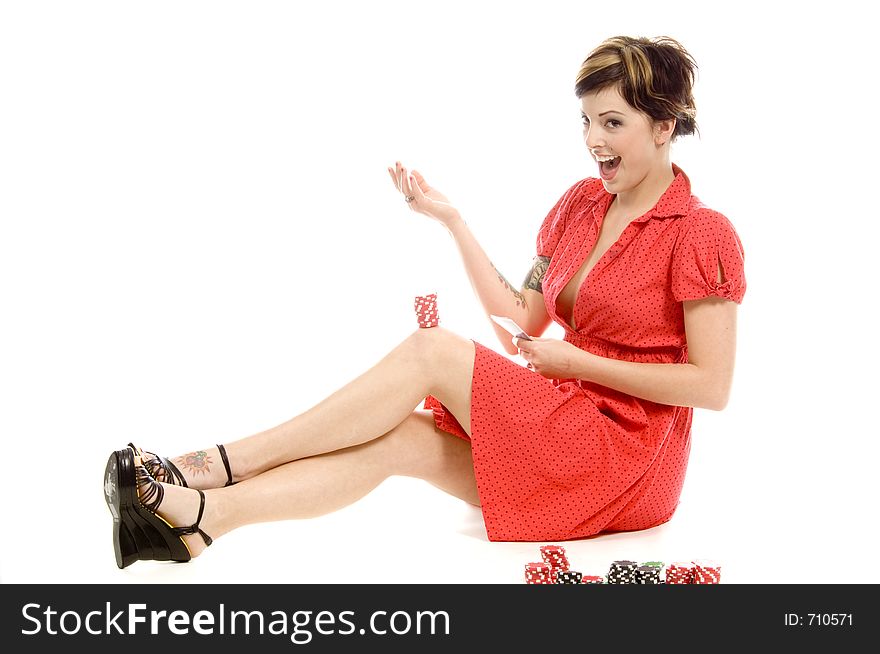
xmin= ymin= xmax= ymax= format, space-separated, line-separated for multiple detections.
xmin=492 ymin=262 xmax=526 ymax=307
xmin=522 ymin=255 xmax=550 ymax=294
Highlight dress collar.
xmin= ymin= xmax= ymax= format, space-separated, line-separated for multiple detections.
xmin=588 ymin=162 xmax=692 ymax=222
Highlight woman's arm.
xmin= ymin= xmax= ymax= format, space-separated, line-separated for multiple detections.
xmin=446 ymin=215 xmax=552 ymax=355
xmin=570 ymin=296 xmax=739 ymax=410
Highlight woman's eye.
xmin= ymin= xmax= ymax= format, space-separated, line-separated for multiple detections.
xmin=581 ymin=116 xmax=621 ymax=128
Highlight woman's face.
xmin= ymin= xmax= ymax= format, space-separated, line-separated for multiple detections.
xmin=580 ymin=85 xmax=669 ymax=193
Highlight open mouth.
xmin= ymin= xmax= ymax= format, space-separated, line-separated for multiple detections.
xmin=595 ymin=155 xmax=621 ymax=179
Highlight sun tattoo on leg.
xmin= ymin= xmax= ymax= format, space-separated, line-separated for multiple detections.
xmin=175 ymin=451 xmax=214 ymax=478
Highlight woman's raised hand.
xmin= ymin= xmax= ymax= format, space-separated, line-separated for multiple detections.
xmin=387 ymin=161 xmax=461 ymax=227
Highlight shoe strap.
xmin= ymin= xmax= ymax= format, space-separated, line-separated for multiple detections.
xmin=170 ymin=489 xmax=213 ymax=548
xmin=158 ymin=455 xmax=188 ymax=487
xmin=128 ymin=442 xmax=188 ymax=487
xmin=217 ymin=444 xmax=236 ymax=487
xmin=135 ymin=463 xmax=164 ymax=514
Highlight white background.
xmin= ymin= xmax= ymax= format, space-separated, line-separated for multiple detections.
xmin=1 ymin=0 xmax=877 ymax=584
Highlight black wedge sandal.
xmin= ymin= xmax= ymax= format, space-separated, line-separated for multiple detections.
xmin=104 ymin=448 xmax=213 ymax=569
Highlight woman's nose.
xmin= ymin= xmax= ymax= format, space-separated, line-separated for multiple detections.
xmin=584 ymin=129 xmax=604 ymax=151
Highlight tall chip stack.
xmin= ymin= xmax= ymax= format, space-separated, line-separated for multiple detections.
xmin=539 ymin=545 xmax=570 ymax=583
xmin=414 ymin=293 xmax=439 ymax=328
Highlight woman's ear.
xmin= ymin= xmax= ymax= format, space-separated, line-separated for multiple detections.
xmin=654 ymin=117 xmax=676 ymax=146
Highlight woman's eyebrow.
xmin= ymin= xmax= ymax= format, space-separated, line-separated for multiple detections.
xmin=581 ymin=110 xmax=625 ymax=117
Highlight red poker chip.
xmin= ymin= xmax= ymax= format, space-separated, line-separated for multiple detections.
xmin=693 ymin=559 xmax=722 ymax=584
xmin=524 ymin=561 xmax=554 ymax=584
xmin=540 ymin=545 xmax=570 ymax=571
xmin=414 ymin=293 xmax=440 ymax=328
xmin=665 ymin=561 xmax=696 ymax=584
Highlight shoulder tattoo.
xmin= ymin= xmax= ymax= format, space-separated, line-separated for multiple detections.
xmin=522 ymin=255 xmax=550 ymax=294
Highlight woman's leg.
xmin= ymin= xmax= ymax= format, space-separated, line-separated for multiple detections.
xmin=157 ymin=327 xmax=476 ymax=489
xmin=150 ymin=409 xmax=480 ymax=558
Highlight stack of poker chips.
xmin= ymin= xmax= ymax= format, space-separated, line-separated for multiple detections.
xmin=540 ymin=545 xmax=570 ymax=582
xmin=635 ymin=565 xmax=663 ymax=584
xmin=580 ymin=575 xmax=605 ymax=584
xmin=556 ymin=570 xmax=583 ymax=584
xmin=606 ymin=560 xmax=639 ymax=584
xmin=524 ymin=562 xmax=554 ymax=584
xmin=413 ymin=293 xmax=439 ymax=328
xmin=693 ymin=559 xmax=722 ymax=584
xmin=665 ymin=561 xmax=697 ymax=584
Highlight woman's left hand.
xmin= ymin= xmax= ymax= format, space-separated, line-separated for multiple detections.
xmin=512 ymin=336 xmax=585 ymax=379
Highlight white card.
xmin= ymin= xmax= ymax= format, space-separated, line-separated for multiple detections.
xmin=490 ymin=315 xmax=532 ymax=340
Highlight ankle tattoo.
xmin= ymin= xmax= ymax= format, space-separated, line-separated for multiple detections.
xmin=175 ymin=450 xmax=214 ymax=478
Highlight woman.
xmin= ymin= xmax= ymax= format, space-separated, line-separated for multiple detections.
xmin=104 ymin=35 xmax=746 ymax=568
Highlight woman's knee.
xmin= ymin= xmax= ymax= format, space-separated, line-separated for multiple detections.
xmin=403 ymin=327 xmax=470 ymax=371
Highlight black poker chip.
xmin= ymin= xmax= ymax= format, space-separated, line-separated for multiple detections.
xmin=635 ymin=565 xmax=662 ymax=584
xmin=606 ymin=560 xmax=638 ymax=584
xmin=556 ymin=570 xmax=583 ymax=584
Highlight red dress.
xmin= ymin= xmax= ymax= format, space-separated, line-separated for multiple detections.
xmin=423 ymin=163 xmax=747 ymax=542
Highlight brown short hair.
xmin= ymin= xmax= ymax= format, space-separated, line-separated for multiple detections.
xmin=575 ymin=36 xmax=699 ymax=140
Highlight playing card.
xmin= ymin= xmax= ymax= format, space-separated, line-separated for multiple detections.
xmin=490 ymin=314 xmax=532 ymax=340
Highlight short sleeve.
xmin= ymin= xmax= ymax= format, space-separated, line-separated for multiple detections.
xmin=536 ymin=178 xmax=592 ymax=259
xmin=671 ymin=209 xmax=747 ymax=304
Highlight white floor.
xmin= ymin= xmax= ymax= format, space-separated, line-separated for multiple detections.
xmin=2 ymin=417 xmax=875 ymax=585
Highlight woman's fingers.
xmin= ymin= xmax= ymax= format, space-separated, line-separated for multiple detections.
xmin=411 ymin=169 xmax=427 ymax=187
xmin=389 ymin=162 xmax=426 ymax=207
xmin=400 ymin=164 xmax=412 ymax=198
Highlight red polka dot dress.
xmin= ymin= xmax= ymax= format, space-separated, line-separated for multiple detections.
xmin=423 ymin=163 xmax=747 ymax=542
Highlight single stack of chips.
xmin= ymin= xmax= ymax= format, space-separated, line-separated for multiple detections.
xmin=580 ymin=575 xmax=605 ymax=584
xmin=556 ymin=570 xmax=583 ymax=584
xmin=635 ymin=565 xmax=662 ymax=584
xmin=693 ymin=559 xmax=722 ymax=584
xmin=540 ymin=545 xmax=569 ymax=582
xmin=414 ymin=293 xmax=439 ymax=328
xmin=665 ymin=561 xmax=696 ymax=584
xmin=606 ymin=560 xmax=638 ymax=584
xmin=524 ymin=562 xmax=554 ymax=584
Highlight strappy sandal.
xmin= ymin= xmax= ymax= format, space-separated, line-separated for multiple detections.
xmin=127 ymin=442 xmax=188 ymax=486
xmin=104 ymin=448 xmax=213 ymax=569
xmin=127 ymin=442 xmax=237 ymax=487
